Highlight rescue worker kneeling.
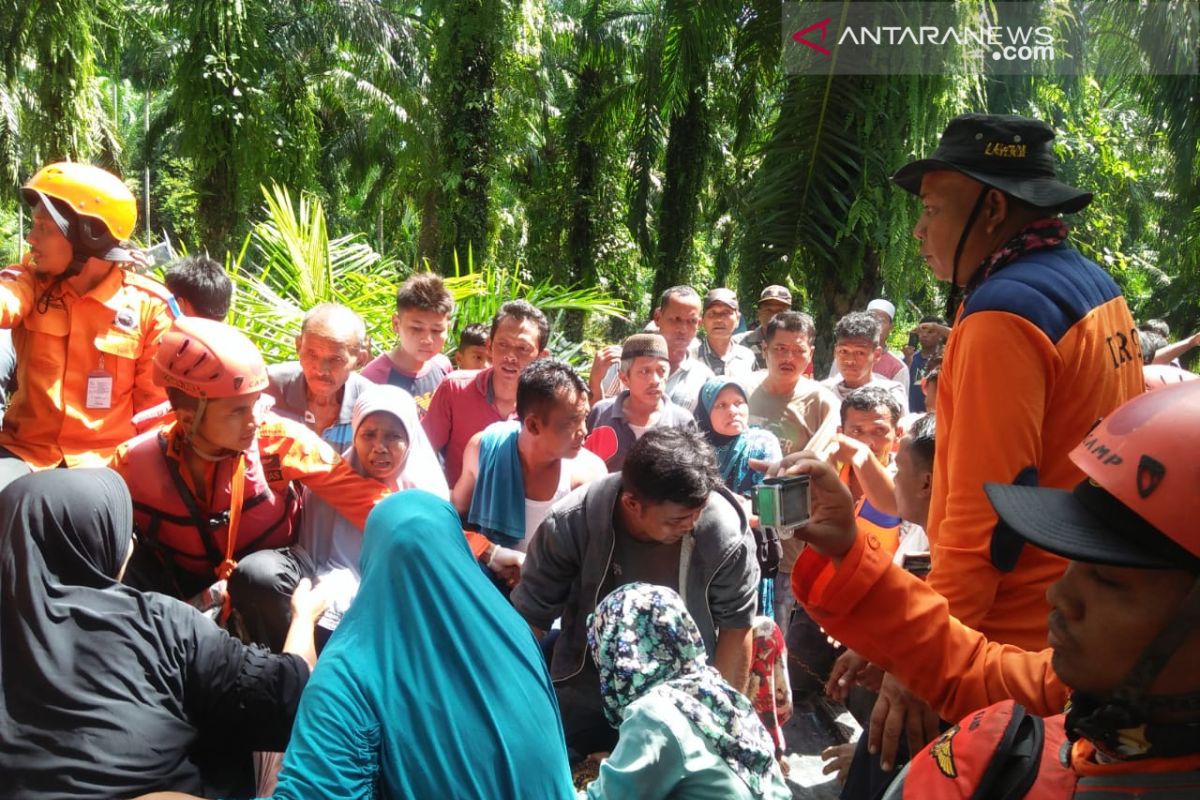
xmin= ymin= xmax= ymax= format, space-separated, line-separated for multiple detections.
xmin=113 ymin=317 xmax=390 ymax=650
xmin=776 ymin=381 xmax=1200 ymax=798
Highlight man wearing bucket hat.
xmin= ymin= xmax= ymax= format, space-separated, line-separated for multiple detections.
xmin=890 ymin=115 xmax=1144 ymax=653
xmin=0 ymin=162 xmax=175 ymax=489
xmin=778 ymin=381 xmax=1200 ymax=796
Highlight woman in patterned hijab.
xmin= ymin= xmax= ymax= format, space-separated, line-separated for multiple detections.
xmin=582 ymin=582 xmax=790 ymax=799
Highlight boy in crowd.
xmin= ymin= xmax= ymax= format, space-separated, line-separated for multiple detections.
xmin=424 ymin=300 xmax=550 ymax=486
xmin=360 ymin=272 xmax=455 ymax=411
xmin=266 ymin=303 xmax=372 ymax=453
xmin=453 ymin=360 xmax=606 ymax=552
xmin=513 ymin=427 xmax=759 ymax=759
xmin=903 ymin=315 xmax=947 ymax=413
xmin=831 ymin=386 xmax=905 ymax=544
xmin=789 ymin=386 xmax=908 ymax=700
xmin=690 ymin=288 xmax=756 ymax=379
xmin=585 ymin=333 xmax=694 ymax=472
xmin=744 ymin=310 xmax=840 ymax=628
xmin=455 ymin=323 xmax=490 ymax=370
xmin=821 ymin=311 xmax=909 ymax=414
xmin=590 ymin=286 xmax=714 ymax=411
xmin=735 ymin=284 xmax=794 ymax=370
xmin=113 ymin=317 xmax=391 ymax=650
xmin=164 ymin=255 xmax=232 ymax=321
xmin=0 ymin=162 xmax=174 ymax=490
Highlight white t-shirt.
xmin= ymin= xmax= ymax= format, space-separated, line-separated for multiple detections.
xmin=522 ymin=461 xmax=574 ymax=544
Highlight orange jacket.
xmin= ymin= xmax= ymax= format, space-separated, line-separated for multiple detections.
xmin=0 ymin=263 xmax=173 ymax=468
xmin=112 ymin=413 xmax=391 ymax=577
xmin=792 ymin=531 xmax=1068 ymax=724
xmin=928 ymin=248 xmax=1143 ymax=650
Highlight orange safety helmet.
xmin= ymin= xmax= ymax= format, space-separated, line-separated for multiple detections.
xmin=985 ymin=381 xmax=1200 ymax=734
xmin=22 ymin=162 xmax=137 ymax=261
xmin=1142 ymin=363 xmax=1198 ymax=392
xmin=154 ymin=317 xmax=269 ymax=400
xmin=987 ymin=381 xmax=1200 ymax=566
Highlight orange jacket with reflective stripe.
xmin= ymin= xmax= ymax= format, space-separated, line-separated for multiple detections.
xmin=112 ymin=414 xmax=391 ymax=578
xmin=0 ymin=263 xmax=173 ymax=468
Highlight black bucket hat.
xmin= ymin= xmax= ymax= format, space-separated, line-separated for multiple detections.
xmin=892 ymin=114 xmax=1092 ymax=214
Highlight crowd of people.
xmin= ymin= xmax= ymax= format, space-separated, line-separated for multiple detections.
xmin=1 ymin=113 xmax=1198 ymax=800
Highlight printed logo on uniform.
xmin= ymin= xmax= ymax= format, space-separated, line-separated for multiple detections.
xmin=114 ymin=306 xmax=138 ymax=332
xmin=929 ymin=724 xmax=960 ymax=778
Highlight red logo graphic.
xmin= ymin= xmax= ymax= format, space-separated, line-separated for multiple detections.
xmin=792 ymin=18 xmax=833 ymax=56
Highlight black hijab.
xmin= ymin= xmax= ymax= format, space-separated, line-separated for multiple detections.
xmin=0 ymin=469 xmax=212 ymax=798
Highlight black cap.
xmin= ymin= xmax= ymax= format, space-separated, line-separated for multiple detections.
xmin=892 ymin=114 xmax=1092 ymax=214
xmin=984 ymin=480 xmax=1199 ymax=571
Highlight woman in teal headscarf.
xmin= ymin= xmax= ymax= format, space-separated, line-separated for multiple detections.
xmin=694 ymin=377 xmax=782 ymax=496
xmin=267 ymin=490 xmax=575 ymax=800
xmin=579 ymin=583 xmax=791 ymax=800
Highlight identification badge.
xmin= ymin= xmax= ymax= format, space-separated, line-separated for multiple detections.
xmin=86 ymin=370 xmax=113 ymax=409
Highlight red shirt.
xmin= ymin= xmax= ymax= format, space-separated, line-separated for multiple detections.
xmin=422 ymin=368 xmax=516 ymax=486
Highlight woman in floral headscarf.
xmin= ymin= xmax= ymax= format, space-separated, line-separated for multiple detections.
xmin=580 ymin=583 xmax=791 ymax=800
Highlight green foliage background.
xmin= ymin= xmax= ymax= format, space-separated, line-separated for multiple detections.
xmin=1 ymin=0 xmax=1197 ymax=365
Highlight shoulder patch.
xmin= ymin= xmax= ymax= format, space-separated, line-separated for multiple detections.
xmin=963 ymin=247 xmax=1122 ymax=344
xmin=123 ymin=271 xmax=176 ymax=308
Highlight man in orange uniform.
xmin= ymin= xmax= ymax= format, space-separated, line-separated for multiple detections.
xmin=785 ymin=381 xmax=1200 ymax=796
xmin=894 ymin=114 xmax=1145 ymax=651
xmin=0 ymin=163 xmax=174 ymax=489
xmin=112 ymin=317 xmax=391 ymax=650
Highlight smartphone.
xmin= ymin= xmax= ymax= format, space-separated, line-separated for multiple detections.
xmin=907 ymin=330 xmax=919 ymax=348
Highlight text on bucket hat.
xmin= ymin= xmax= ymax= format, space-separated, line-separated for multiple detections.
xmin=891 ymin=113 xmax=1092 ymax=214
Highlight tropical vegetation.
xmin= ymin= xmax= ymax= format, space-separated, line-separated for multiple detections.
xmin=2 ymin=0 xmax=1197 ymax=369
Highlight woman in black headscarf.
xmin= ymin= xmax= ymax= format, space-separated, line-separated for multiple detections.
xmin=0 ymin=469 xmax=318 ymax=799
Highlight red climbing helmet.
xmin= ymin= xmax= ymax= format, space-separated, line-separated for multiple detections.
xmin=154 ymin=317 xmax=268 ymax=399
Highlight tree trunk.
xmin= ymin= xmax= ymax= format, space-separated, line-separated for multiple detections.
xmin=562 ymin=65 xmax=604 ymax=341
xmin=653 ymin=86 xmax=709 ymax=298
xmin=432 ymin=0 xmax=506 ymax=273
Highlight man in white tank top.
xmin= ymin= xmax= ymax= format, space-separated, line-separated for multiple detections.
xmin=453 ymin=360 xmax=607 ymax=556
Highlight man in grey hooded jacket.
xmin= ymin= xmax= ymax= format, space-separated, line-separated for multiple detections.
xmin=512 ymin=426 xmax=759 ymax=758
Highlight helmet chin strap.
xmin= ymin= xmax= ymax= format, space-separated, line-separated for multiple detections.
xmin=945 ymin=186 xmax=991 ymax=321
xmin=1070 ymin=575 xmax=1200 ymax=742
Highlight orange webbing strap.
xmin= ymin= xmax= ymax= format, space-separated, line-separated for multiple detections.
xmin=214 ymin=454 xmax=248 ymax=626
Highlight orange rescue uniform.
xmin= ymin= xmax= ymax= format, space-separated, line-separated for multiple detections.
xmin=0 ymin=262 xmax=172 ymax=468
xmin=112 ymin=413 xmax=390 ymax=581
xmin=793 ymin=536 xmax=1200 ymax=795
xmin=929 ymin=248 xmax=1143 ymax=649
